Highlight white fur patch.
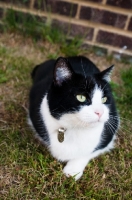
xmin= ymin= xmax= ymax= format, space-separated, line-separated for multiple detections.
xmin=103 ymin=74 xmax=111 ymax=82
xmin=40 ymin=89 xmax=114 ymax=180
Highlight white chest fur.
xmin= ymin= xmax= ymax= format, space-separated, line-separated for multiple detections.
xmin=40 ymin=95 xmax=105 ymax=162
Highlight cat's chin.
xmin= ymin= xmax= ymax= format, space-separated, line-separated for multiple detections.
xmin=89 ymin=121 xmax=104 ymax=127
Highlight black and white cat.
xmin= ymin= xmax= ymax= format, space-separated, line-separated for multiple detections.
xmin=29 ymin=56 xmax=119 ymax=180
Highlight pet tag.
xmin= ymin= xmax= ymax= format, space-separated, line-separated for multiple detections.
xmin=58 ymin=128 xmax=65 ymax=143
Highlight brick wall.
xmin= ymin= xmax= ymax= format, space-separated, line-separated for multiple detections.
xmin=0 ymin=0 xmax=132 ymax=57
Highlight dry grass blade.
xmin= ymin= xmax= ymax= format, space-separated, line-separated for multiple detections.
xmin=0 ymin=33 xmax=132 ymax=200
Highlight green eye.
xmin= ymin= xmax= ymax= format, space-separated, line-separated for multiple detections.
xmin=102 ymin=97 xmax=107 ymax=103
xmin=76 ymin=95 xmax=86 ymax=102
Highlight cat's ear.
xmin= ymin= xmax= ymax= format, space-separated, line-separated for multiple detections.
xmin=100 ymin=65 xmax=114 ymax=82
xmin=53 ymin=57 xmax=73 ymax=86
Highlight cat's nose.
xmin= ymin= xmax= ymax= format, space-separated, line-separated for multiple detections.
xmin=95 ymin=109 xmax=104 ymax=118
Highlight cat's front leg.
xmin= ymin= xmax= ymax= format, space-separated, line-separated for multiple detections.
xmin=63 ymin=157 xmax=89 ymax=180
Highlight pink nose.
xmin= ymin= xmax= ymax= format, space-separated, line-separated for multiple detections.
xmin=95 ymin=110 xmax=104 ymax=118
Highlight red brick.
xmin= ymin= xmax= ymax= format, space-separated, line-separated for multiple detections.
xmin=107 ymin=0 xmax=132 ymax=9
xmin=53 ymin=19 xmax=94 ymax=40
xmin=34 ymin=0 xmax=78 ymax=17
xmin=53 ymin=19 xmax=69 ymax=32
xmin=0 ymin=0 xmax=11 ymax=2
xmin=102 ymin=11 xmax=127 ymax=28
xmin=80 ymin=6 xmax=127 ymax=28
xmin=0 ymin=8 xmax=4 ymax=19
xmin=34 ymin=0 xmax=45 ymax=10
xmin=0 ymin=23 xmax=4 ymax=33
xmin=83 ymin=0 xmax=102 ymax=2
xmin=97 ymin=31 xmax=113 ymax=44
xmin=69 ymin=24 xmax=94 ymax=40
xmin=0 ymin=0 xmax=30 ymax=6
xmin=97 ymin=30 xmax=132 ymax=50
xmin=80 ymin=7 xmax=91 ymax=21
xmin=128 ymin=17 xmax=132 ymax=31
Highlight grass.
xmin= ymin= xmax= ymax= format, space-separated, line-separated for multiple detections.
xmin=121 ymin=68 xmax=132 ymax=104
xmin=0 ymin=10 xmax=132 ymax=199
xmin=3 ymin=9 xmax=84 ymax=57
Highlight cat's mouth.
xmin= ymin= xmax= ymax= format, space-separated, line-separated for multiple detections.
xmin=89 ymin=120 xmax=101 ymax=125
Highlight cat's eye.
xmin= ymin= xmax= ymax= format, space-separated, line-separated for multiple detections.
xmin=102 ymin=97 xmax=107 ymax=103
xmin=76 ymin=95 xmax=86 ymax=102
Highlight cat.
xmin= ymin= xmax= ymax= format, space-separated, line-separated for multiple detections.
xmin=28 ymin=56 xmax=119 ymax=180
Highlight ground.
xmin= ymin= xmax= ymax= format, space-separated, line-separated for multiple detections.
xmin=0 ymin=32 xmax=132 ymax=199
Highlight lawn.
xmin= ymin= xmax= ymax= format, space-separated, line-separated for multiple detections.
xmin=0 ymin=32 xmax=132 ymax=199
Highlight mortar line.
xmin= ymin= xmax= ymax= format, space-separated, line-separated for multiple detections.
xmin=75 ymin=4 xmax=81 ymax=19
xmin=92 ymin=28 xmax=99 ymax=44
xmin=0 ymin=3 xmax=132 ymax=38
xmin=30 ymin=0 xmax=35 ymax=9
xmin=58 ymin=0 xmax=132 ymax=16
xmin=102 ymin=0 xmax=107 ymax=5
xmin=84 ymin=40 xmax=132 ymax=56
xmin=124 ymin=16 xmax=131 ymax=30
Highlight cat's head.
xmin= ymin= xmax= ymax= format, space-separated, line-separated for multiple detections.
xmin=48 ymin=57 xmax=114 ymax=128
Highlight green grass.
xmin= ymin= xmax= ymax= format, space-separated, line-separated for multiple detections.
xmin=111 ymin=67 xmax=132 ymax=120
xmin=3 ymin=9 xmax=84 ymax=57
xmin=121 ymin=68 xmax=132 ymax=104
xmin=0 ymin=12 xmax=132 ymax=198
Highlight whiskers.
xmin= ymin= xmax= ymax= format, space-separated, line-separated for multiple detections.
xmin=118 ymin=116 xmax=132 ymax=136
xmin=108 ymin=114 xmax=132 ymax=136
xmin=105 ymin=116 xmax=118 ymax=136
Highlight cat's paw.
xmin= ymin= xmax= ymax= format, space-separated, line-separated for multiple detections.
xmin=63 ymin=164 xmax=83 ymax=181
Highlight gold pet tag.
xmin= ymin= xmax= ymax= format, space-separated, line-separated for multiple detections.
xmin=58 ymin=128 xmax=65 ymax=143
